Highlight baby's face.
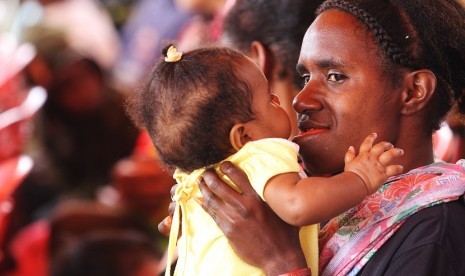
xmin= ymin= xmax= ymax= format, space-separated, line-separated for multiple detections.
xmin=238 ymin=57 xmax=292 ymax=140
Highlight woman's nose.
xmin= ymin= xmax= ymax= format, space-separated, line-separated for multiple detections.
xmin=293 ymin=85 xmax=324 ymax=114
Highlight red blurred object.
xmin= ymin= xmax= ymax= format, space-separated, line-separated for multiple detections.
xmin=0 ymin=34 xmax=47 ymax=272
xmin=0 ymin=156 xmax=33 ymax=204
xmin=8 ymin=220 xmax=49 ymax=276
xmin=0 ymin=87 xmax=47 ymax=161
xmin=0 ymin=156 xmax=33 ymax=246
xmin=0 ymin=35 xmax=36 ymax=112
xmin=132 ymin=130 xmax=157 ymax=158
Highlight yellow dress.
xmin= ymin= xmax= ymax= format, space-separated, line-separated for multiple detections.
xmin=166 ymin=138 xmax=319 ymax=276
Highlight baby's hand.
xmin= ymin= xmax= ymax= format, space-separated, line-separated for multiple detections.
xmin=344 ymin=133 xmax=404 ymax=195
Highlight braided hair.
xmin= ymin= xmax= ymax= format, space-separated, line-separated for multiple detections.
xmin=318 ymin=0 xmax=465 ymax=132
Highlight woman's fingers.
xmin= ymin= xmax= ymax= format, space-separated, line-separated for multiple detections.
xmin=170 ymin=184 xmax=177 ymax=198
xmin=219 ymin=161 xmax=258 ymax=195
xmin=157 ymin=184 xmax=179 ymax=237
xmin=158 ymin=216 xmax=172 ymax=237
xmin=199 ymin=163 xmax=305 ymax=273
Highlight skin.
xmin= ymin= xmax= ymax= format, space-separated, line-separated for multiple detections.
xmin=232 ymin=56 xmax=403 ymax=226
xmin=294 ymin=10 xmax=435 ymax=175
xmin=238 ymin=41 xmax=301 ymax=138
xmin=161 ymin=10 xmax=437 ymax=275
xmin=231 ymin=57 xmax=293 ymax=145
xmin=294 ymin=12 xmax=404 ymax=176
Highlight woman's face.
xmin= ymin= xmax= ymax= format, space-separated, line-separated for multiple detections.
xmin=293 ymin=10 xmax=403 ymax=175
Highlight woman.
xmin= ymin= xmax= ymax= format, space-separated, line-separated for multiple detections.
xmin=193 ymin=0 xmax=465 ymax=275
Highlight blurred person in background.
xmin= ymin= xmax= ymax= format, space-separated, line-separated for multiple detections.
xmin=113 ymin=0 xmax=194 ymax=92
xmin=51 ymin=230 xmax=164 ymax=276
xmin=7 ymin=196 xmax=167 ymax=276
xmin=433 ymin=110 xmax=465 ymax=163
xmin=0 ymin=1 xmax=181 ymax=275
xmin=174 ymin=0 xmax=235 ymax=51
xmin=19 ymin=26 xmax=138 ymax=205
xmin=0 ymin=1 xmax=140 ymax=274
xmin=19 ymin=0 xmax=122 ymax=71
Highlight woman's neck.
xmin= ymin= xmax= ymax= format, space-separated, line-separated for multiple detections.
xmin=396 ymin=131 xmax=435 ymax=173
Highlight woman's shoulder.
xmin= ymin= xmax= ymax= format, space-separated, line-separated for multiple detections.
xmin=360 ymin=198 xmax=465 ymax=275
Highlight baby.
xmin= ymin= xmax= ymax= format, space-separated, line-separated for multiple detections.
xmin=127 ymin=45 xmax=403 ymax=276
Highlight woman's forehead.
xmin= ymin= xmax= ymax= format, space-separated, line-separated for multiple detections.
xmin=298 ymin=10 xmax=379 ymax=67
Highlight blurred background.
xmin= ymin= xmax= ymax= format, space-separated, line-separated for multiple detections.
xmin=0 ymin=0 xmax=234 ymax=275
xmin=0 ymin=0 xmax=464 ymax=275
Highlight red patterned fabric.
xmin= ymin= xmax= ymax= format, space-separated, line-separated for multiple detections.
xmin=319 ymin=161 xmax=465 ymax=275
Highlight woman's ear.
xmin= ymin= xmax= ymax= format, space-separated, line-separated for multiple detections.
xmin=229 ymin=123 xmax=252 ymax=151
xmin=249 ymin=41 xmax=274 ymax=78
xmin=401 ymin=69 xmax=437 ymax=115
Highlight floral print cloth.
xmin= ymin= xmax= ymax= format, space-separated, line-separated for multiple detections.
xmin=319 ymin=160 xmax=465 ymax=276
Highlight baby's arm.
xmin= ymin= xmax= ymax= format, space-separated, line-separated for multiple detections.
xmin=264 ymin=133 xmax=404 ymax=226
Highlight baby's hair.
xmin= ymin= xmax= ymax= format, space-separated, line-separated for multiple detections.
xmin=127 ymin=46 xmax=256 ymax=172
xmin=318 ymin=0 xmax=465 ymax=132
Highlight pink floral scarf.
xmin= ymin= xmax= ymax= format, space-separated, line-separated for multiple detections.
xmin=319 ymin=160 xmax=465 ymax=276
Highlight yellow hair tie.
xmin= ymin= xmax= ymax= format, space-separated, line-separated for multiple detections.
xmin=165 ymin=46 xmax=182 ymax=62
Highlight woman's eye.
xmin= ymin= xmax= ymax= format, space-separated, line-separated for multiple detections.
xmin=328 ymin=73 xmax=346 ymax=82
xmin=271 ymin=93 xmax=281 ymax=105
xmin=301 ymin=75 xmax=310 ymax=87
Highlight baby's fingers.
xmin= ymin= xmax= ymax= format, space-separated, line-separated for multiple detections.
xmin=344 ymin=146 xmax=356 ymax=163
xmin=370 ymin=141 xmax=395 ymax=157
xmin=378 ymin=148 xmax=404 ymax=165
xmin=359 ymin=133 xmax=377 ymax=153
xmin=386 ymin=165 xmax=404 ymax=177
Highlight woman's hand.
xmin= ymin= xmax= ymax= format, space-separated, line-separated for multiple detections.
xmin=198 ymin=161 xmax=307 ymax=275
xmin=158 ymin=184 xmax=177 ymax=237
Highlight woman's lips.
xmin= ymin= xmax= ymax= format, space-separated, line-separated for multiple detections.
xmin=301 ymin=127 xmax=328 ymax=136
xmin=293 ymin=128 xmax=329 ymax=141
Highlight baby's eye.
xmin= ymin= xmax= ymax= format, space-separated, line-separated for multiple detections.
xmin=328 ymin=73 xmax=347 ymax=82
xmin=271 ymin=93 xmax=281 ymax=105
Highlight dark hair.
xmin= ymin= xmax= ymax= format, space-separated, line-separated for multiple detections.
xmin=317 ymin=0 xmax=465 ymax=132
xmin=127 ymin=46 xmax=255 ymax=172
xmin=51 ymin=231 xmax=162 ymax=276
xmin=222 ymin=0 xmax=323 ymax=89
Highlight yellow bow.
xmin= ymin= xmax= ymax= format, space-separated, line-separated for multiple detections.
xmin=165 ymin=46 xmax=182 ymax=62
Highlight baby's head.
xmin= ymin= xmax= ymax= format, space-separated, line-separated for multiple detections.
xmin=127 ymin=46 xmax=291 ymax=172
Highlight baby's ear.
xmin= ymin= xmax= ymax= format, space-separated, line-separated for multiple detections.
xmin=401 ymin=69 xmax=436 ymax=115
xmin=229 ymin=123 xmax=252 ymax=151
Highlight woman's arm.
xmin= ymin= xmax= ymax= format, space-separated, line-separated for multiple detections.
xmin=198 ymin=161 xmax=308 ymax=275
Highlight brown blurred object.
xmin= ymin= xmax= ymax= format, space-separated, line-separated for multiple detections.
xmin=48 ymin=200 xmax=161 ymax=258
xmin=50 ymin=229 xmax=163 ymax=276
xmin=111 ymin=155 xmax=175 ymax=223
